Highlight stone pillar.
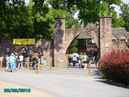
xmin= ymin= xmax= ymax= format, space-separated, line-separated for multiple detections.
xmin=99 ymin=14 xmax=112 ymax=57
xmin=54 ymin=15 xmax=66 ymax=68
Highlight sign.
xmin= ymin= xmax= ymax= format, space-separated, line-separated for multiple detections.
xmin=13 ymin=39 xmax=35 ymax=45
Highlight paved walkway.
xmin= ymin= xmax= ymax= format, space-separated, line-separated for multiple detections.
xmin=0 ymin=64 xmax=129 ymax=97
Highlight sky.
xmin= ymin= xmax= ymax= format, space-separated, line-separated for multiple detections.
xmin=24 ymin=0 xmax=129 ymax=18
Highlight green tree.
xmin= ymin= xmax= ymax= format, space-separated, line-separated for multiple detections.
xmin=120 ymin=3 xmax=129 ymax=32
xmin=48 ymin=0 xmax=124 ymax=27
xmin=67 ymin=38 xmax=79 ymax=53
xmin=48 ymin=8 xmax=81 ymax=29
xmin=0 ymin=0 xmax=29 ymax=38
xmin=47 ymin=0 xmax=77 ymax=14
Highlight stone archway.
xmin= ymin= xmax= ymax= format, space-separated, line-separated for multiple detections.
xmin=53 ymin=14 xmax=112 ymax=68
xmin=4 ymin=46 xmax=11 ymax=54
xmin=65 ymin=26 xmax=99 ymax=54
xmin=18 ymin=46 xmax=28 ymax=58
xmin=53 ymin=16 xmax=99 ymax=68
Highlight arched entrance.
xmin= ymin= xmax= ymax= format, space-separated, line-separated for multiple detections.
xmin=4 ymin=46 xmax=11 ymax=55
xmin=19 ymin=46 xmax=28 ymax=58
xmin=66 ymin=32 xmax=99 ymax=68
xmin=54 ymin=16 xmax=99 ymax=68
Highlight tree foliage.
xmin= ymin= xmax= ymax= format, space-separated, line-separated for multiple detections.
xmin=0 ymin=0 xmax=128 ymax=39
xmin=120 ymin=3 xmax=129 ymax=32
xmin=67 ymin=38 xmax=79 ymax=53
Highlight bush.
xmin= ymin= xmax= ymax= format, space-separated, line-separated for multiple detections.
xmin=99 ymin=49 xmax=129 ymax=86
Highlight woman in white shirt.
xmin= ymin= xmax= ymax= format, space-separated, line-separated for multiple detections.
xmin=72 ymin=55 xmax=77 ymax=66
xmin=18 ymin=53 xmax=24 ymax=69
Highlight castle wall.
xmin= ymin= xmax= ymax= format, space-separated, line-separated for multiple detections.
xmin=0 ymin=37 xmax=53 ymax=66
xmin=99 ymin=14 xmax=112 ymax=57
xmin=112 ymin=41 xmax=129 ymax=51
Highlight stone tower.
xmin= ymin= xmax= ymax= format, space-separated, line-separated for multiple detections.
xmin=54 ymin=15 xmax=66 ymax=68
xmin=99 ymin=14 xmax=112 ymax=57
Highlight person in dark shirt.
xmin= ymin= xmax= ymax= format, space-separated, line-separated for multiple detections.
xmin=37 ymin=52 xmax=41 ymax=59
xmin=28 ymin=51 xmax=33 ymax=67
xmin=31 ymin=53 xmax=38 ymax=70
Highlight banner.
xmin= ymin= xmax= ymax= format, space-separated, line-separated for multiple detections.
xmin=13 ymin=39 xmax=35 ymax=45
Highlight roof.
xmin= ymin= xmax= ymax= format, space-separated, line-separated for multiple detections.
xmin=85 ymin=23 xmax=94 ymax=28
xmin=77 ymin=32 xmax=87 ymax=39
xmin=112 ymin=28 xmax=129 ymax=38
xmin=77 ymin=27 xmax=129 ymax=39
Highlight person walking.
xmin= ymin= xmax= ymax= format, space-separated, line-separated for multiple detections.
xmin=72 ymin=55 xmax=77 ymax=66
xmin=83 ymin=52 xmax=88 ymax=69
xmin=68 ymin=53 xmax=72 ymax=66
xmin=78 ymin=52 xmax=83 ymax=69
xmin=9 ymin=53 xmax=16 ymax=72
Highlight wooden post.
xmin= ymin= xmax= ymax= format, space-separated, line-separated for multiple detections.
xmin=35 ymin=59 xmax=41 ymax=74
xmin=96 ymin=62 xmax=100 ymax=75
xmin=27 ymin=57 xmax=30 ymax=69
xmin=87 ymin=60 xmax=92 ymax=76
xmin=0 ymin=57 xmax=3 ymax=72
xmin=48 ymin=61 xmax=53 ymax=70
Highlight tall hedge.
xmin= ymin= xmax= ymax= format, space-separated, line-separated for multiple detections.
xmin=99 ymin=50 xmax=129 ymax=85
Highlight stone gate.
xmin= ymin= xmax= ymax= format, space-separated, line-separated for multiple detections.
xmin=53 ymin=14 xmax=113 ymax=68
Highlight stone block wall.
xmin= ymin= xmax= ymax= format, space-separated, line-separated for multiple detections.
xmin=54 ymin=15 xmax=66 ymax=68
xmin=100 ymin=14 xmax=112 ymax=57
xmin=0 ymin=37 xmax=53 ymax=67
xmin=112 ymin=41 xmax=129 ymax=51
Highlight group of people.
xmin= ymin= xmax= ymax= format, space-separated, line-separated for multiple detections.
xmin=5 ymin=51 xmax=45 ymax=72
xmin=5 ymin=52 xmax=24 ymax=72
xmin=68 ymin=52 xmax=89 ymax=69
xmin=28 ymin=51 xmax=44 ymax=70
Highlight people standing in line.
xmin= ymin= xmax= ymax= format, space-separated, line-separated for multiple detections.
xmin=78 ymin=52 xmax=83 ymax=69
xmin=18 ymin=53 xmax=24 ymax=69
xmin=37 ymin=52 xmax=41 ymax=59
xmin=83 ymin=52 xmax=88 ymax=69
xmin=68 ymin=53 xmax=72 ymax=66
xmin=31 ymin=53 xmax=38 ymax=70
xmin=9 ymin=53 xmax=16 ymax=72
xmin=36 ymin=52 xmax=41 ymax=66
xmin=72 ymin=55 xmax=77 ymax=66
xmin=40 ymin=53 xmax=44 ymax=70
xmin=5 ymin=53 xmax=10 ymax=71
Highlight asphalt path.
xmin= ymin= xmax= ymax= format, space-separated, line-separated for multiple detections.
xmin=0 ymin=64 xmax=129 ymax=97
